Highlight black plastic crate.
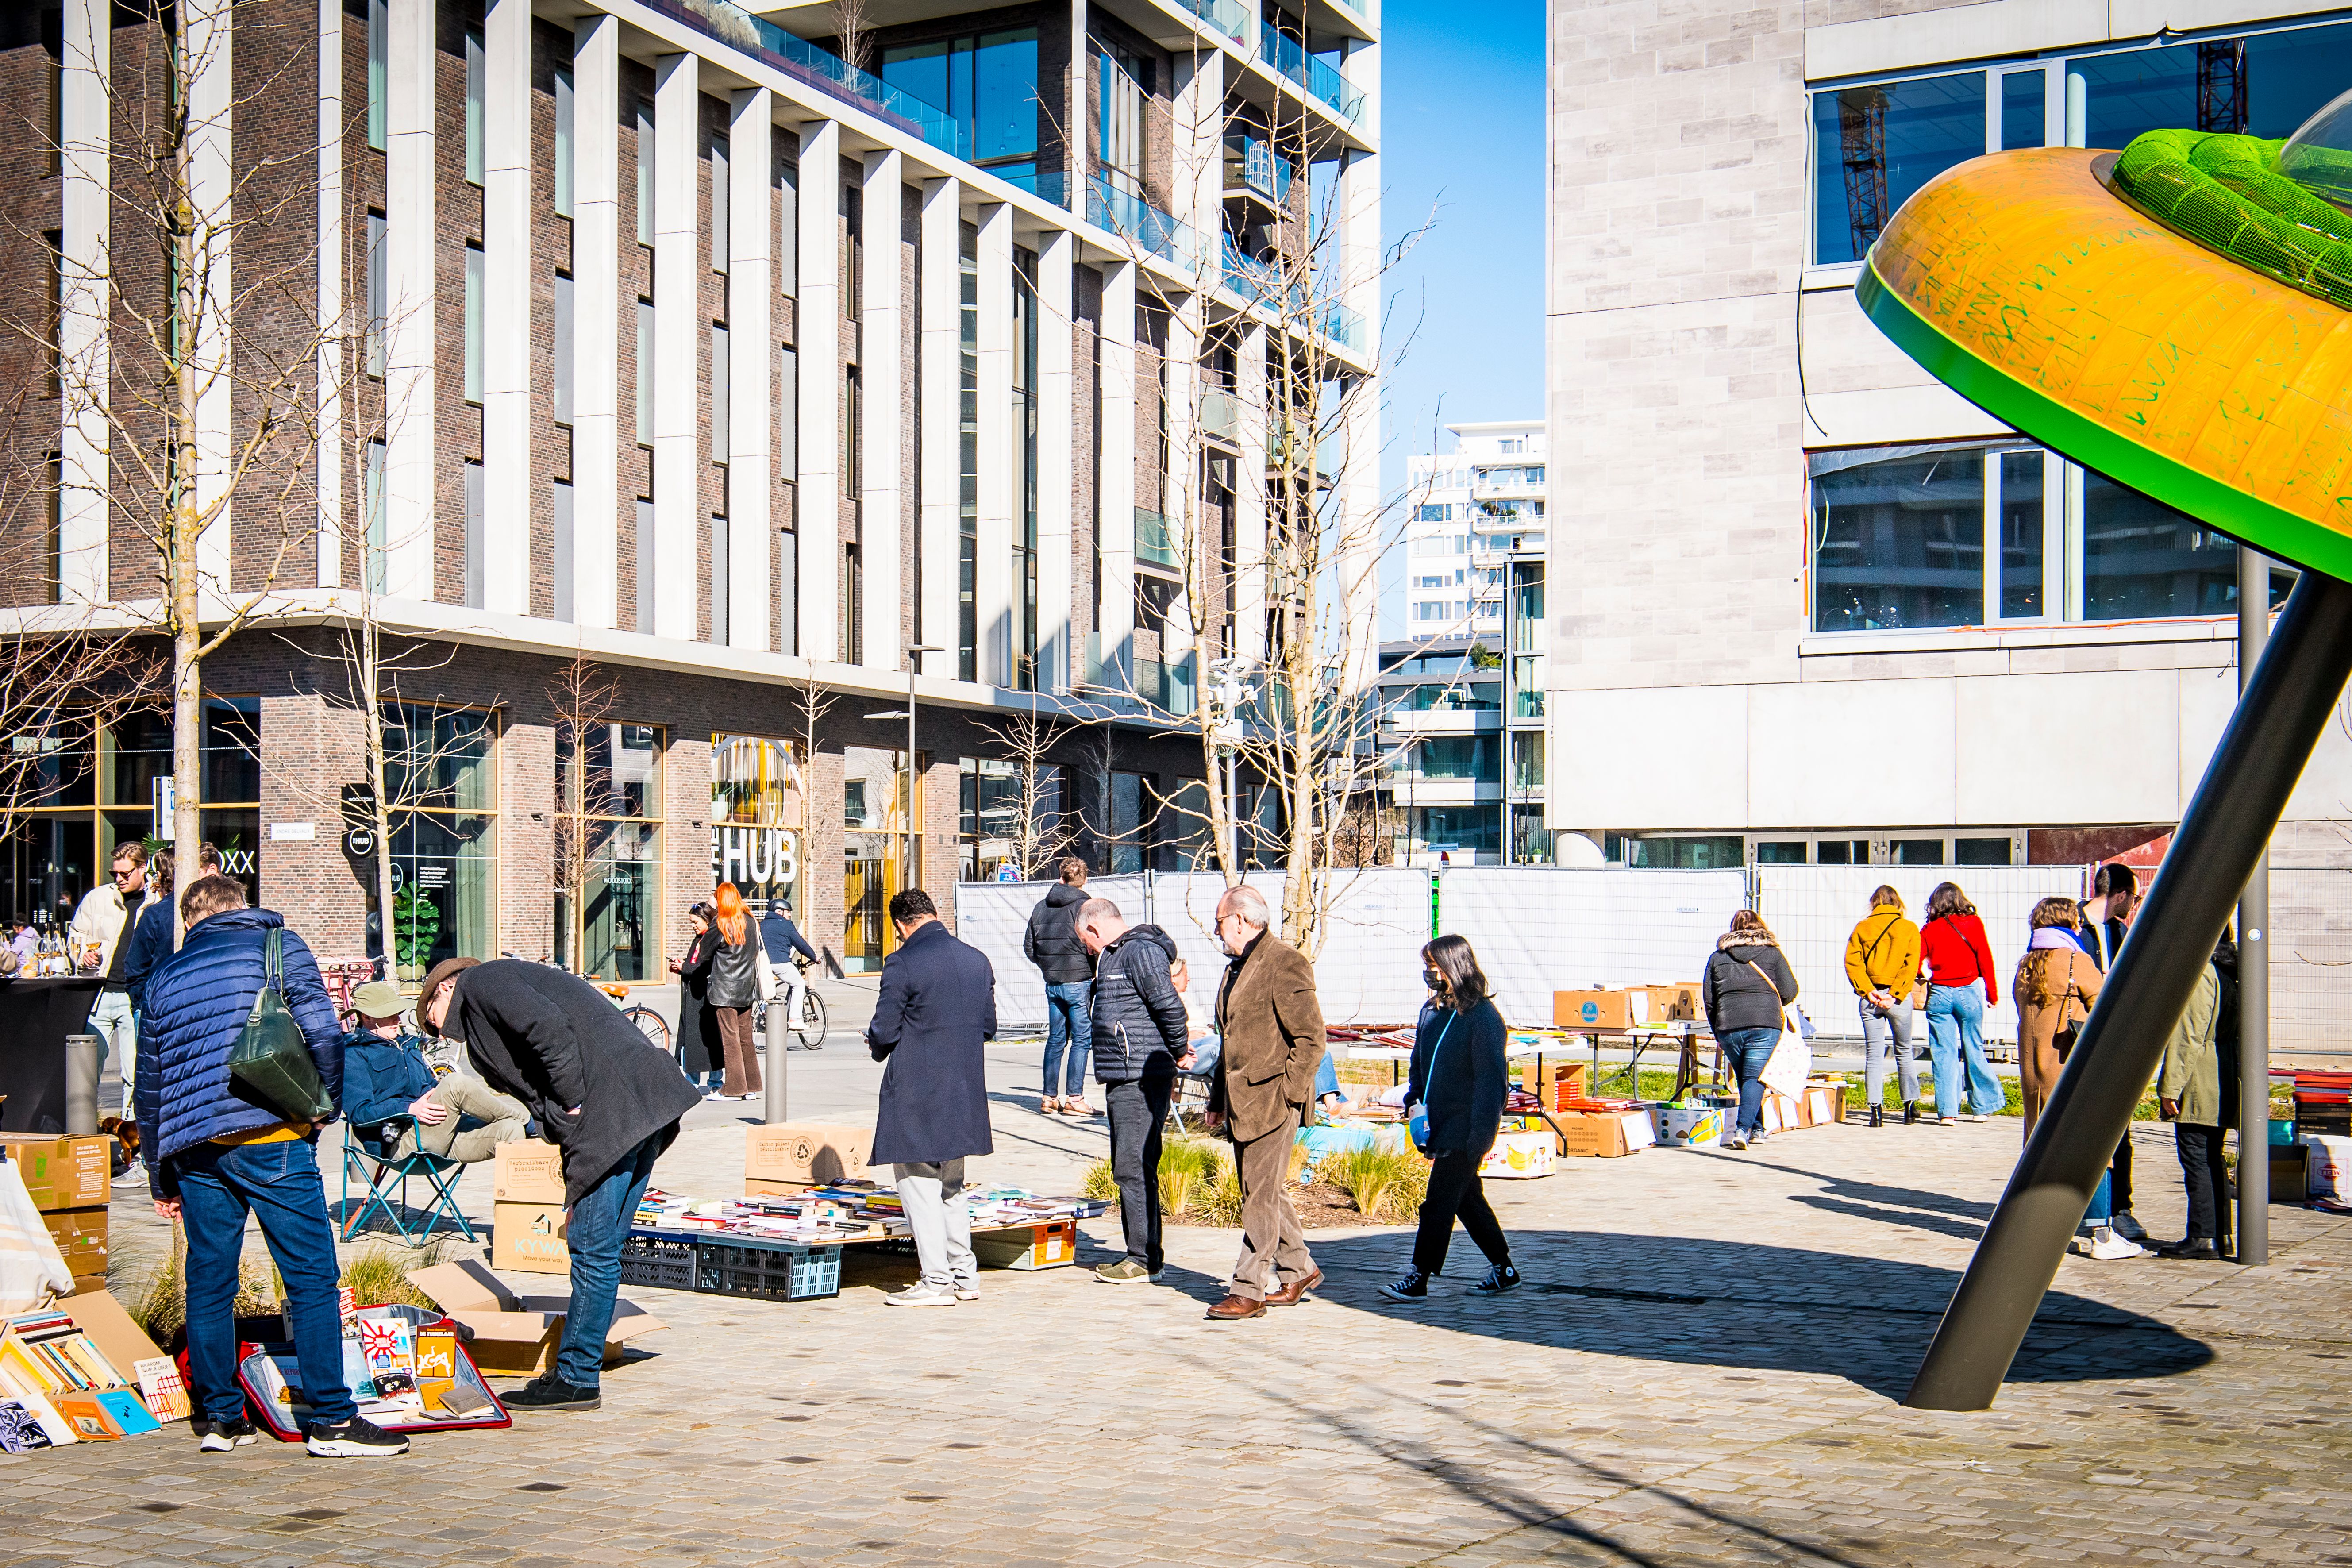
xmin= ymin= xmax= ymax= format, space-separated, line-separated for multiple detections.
xmin=695 ymin=1240 xmax=843 ymax=1302
xmin=617 ymin=1234 xmax=699 ymax=1292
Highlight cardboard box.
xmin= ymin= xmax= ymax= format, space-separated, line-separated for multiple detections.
xmin=1798 ymin=1084 xmax=1840 ymax=1128
xmin=492 ymin=1201 xmax=570 ymax=1274
xmin=1478 ymin=1129 xmax=1556 ymax=1179
xmin=1761 ymin=1092 xmax=1798 ymax=1134
xmin=1553 ymin=990 xmax=1632 ymax=1032
xmin=972 ymin=1219 xmax=1078 ymax=1270
xmin=0 ymin=1134 xmax=111 ymax=1210
xmin=1641 ymin=984 xmax=1703 ymax=1024
xmin=1553 ymin=1108 xmax=1655 ymax=1158
xmin=2304 ymin=1134 xmax=2352 ymax=1202
xmin=744 ymin=1123 xmax=872 ymax=1187
xmin=407 ymin=1258 xmax=665 ymax=1376
xmin=2270 ymin=1143 xmax=2308 ymax=1203
xmin=1521 ymin=1060 xmax=1589 ymax=1111
xmin=1651 ymin=1104 xmax=1724 ymax=1148
xmin=42 ymin=1206 xmax=107 ymax=1280
xmin=58 ymin=1288 xmax=166 ymax=1383
xmin=492 ymin=1140 xmax=567 ymax=1203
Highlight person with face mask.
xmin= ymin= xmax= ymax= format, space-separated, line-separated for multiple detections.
xmin=1381 ymin=935 xmax=1517 ymax=1302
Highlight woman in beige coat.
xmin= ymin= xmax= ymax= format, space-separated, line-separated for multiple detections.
xmin=2014 ymin=897 xmax=2102 ymax=1140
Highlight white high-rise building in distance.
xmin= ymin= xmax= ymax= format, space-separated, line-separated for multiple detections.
xmin=1404 ymin=421 xmax=1546 ymax=642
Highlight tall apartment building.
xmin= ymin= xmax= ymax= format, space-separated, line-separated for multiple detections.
xmin=1547 ymin=0 xmax=2352 ymax=871
xmin=0 ymin=0 xmax=1378 ymax=974
xmin=1402 ymin=419 xmax=1547 ymax=642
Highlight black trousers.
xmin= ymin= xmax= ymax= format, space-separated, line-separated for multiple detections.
xmin=2175 ymin=1121 xmax=2228 ymax=1243
xmin=2110 ymin=1128 xmax=2133 ymax=1213
xmin=1106 ymin=1074 xmax=1173 ymax=1271
xmin=1413 ymin=1148 xmax=1512 ymax=1276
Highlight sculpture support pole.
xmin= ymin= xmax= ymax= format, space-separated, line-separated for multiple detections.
xmin=1905 ymin=570 xmax=2352 ymax=1411
xmin=2237 ymin=547 xmax=2271 ymax=1267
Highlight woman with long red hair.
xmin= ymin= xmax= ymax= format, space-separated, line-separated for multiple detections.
xmin=706 ymin=883 xmax=763 ymax=1099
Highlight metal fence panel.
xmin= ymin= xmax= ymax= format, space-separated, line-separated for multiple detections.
xmin=952 ymin=874 xmax=1148 ymax=1032
xmin=2267 ymin=867 xmax=2352 ymax=1061
xmin=1440 ymin=867 xmax=1752 ymax=1028
xmin=1754 ymin=866 xmax=2085 ymax=1044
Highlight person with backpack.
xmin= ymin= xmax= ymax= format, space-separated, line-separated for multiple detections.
xmin=1918 ymin=881 xmax=2004 ymax=1126
xmin=1843 ymin=886 xmax=1922 ymax=1127
xmin=1701 ymin=909 xmax=1799 ymax=1152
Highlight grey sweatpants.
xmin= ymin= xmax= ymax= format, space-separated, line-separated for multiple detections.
xmin=894 ymin=1159 xmax=976 ymax=1289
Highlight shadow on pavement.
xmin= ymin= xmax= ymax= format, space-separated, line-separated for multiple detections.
xmin=1297 ymin=1229 xmax=2213 ymax=1399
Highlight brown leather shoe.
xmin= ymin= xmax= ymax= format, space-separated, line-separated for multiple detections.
xmin=1265 ymin=1268 xmax=1324 ymax=1306
xmin=1204 ymin=1293 xmax=1267 ymax=1321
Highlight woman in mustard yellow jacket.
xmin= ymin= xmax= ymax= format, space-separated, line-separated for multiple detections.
xmin=1844 ymin=886 xmax=1922 ymax=1127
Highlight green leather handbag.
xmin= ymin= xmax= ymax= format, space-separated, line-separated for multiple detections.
xmin=226 ymin=928 xmax=332 ymax=1123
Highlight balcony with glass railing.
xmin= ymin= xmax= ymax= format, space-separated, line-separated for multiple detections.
xmin=1471 ymin=465 xmax=1545 ymax=497
xmin=1135 ymin=507 xmax=1178 ymax=570
xmin=1200 ymin=389 xmax=1241 ymax=444
xmin=1174 ymin=0 xmax=1253 ymax=42
xmin=1219 ymin=233 xmax=1365 ymax=353
xmin=1259 ymin=23 xmax=1366 ymax=124
xmin=1226 ymin=135 xmax=1295 ymax=205
xmin=1082 ymin=633 xmax=1196 ymax=715
xmin=645 ymin=0 xmax=968 ymax=161
xmin=1089 ymin=176 xmax=1199 ymax=266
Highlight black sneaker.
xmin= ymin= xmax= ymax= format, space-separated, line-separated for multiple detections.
xmin=304 ymin=1414 xmax=410 ymax=1457
xmin=198 ymin=1416 xmax=258 ymax=1453
xmin=1471 ymin=1263 xmax=1521 ymax=1294
xmin=1379 ymin=1269 xmax=1430 ymax=1302
xmin=502 ymin=1373 xmax=601 ymax=1411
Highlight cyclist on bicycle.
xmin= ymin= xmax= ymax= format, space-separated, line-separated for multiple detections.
xmin=759 ymin=897 xmax=821 ymax=1051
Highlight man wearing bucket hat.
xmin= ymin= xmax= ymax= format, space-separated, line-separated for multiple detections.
xmin=338 ymin=980 xmax=527 ymax=1164
xmin=417 ymin=955 xmax=700 ymax=1412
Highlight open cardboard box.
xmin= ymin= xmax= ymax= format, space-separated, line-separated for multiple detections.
xmin=406 ymin=1258 xmax=665 ymax=1376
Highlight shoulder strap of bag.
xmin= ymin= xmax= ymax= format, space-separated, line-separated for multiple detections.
xmin=1861 ymin=914 xmax=1895 ymax=966
xmin=1425 ymin=1009 xmax=1457 ymax=1080
xmin=1744 ymin=958 xmax=1788 ymax=1005
xmin=246 ymin=928 xmax=284 ymax=1024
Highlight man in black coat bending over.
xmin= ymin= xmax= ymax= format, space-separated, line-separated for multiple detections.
xmin=420 ymin=956 xmax=701 ymax=1408
xmin=1077 ymin=898 xmax=1188 ymax=1284
xmin=866 ymin=889 xmax=997 ymax=1307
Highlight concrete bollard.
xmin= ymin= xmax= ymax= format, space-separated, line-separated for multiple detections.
xmin=65 ymin=1033 xmax=100 ymax=1136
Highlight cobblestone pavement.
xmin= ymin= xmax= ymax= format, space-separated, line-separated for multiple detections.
xmin=17 ymin=1036 xmax=2352 ymax=1568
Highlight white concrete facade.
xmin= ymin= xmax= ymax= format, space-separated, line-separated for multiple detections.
xmin=1404 ymin=420 xmax=1546 ymax=643
xmin=1545 ymin=0 xmax=2352 ymax=865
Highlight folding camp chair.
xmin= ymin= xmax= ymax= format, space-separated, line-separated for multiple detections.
xmin=337 ymin=1118 xmax=477 ymax=1244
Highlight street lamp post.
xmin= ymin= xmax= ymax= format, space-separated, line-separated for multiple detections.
xmin=867 ymin=645 xmax=946 ymax=898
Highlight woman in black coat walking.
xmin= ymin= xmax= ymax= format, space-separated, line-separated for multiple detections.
xmin=1382 ymin=934 xmax=1517 ymax=1302
xmin=670 ymin=902 xmax=722 ymax=1095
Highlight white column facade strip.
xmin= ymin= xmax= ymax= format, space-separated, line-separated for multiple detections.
xmin=185 ymin=0 xmax=235 ymax=593
xmin=384 ymin=0 xmax=437 ymax=599
xmin=480 ymin=0 xmax=531 ymax=614
xmin=859 ymin=148 xmax=903 ymax=672
xmin=916 ymin=177 xmax=959 ymax=680
xmin=1170 ymin=49 xmax=1222 ymax=250
xmin=1097 ymin=259 xmax=1137 ymax=663
xmin=570 ymin=15 xmax=620 ymax=628
xmin=794 ymin=119 xmax=839 ymax=662
xmin=974 ymin=202 xmax=1014 ymax=688
xmin=1338 ymin=115 xmax=1382 ymax=695
xmin=58 ymin=0 xmax=108 ymax=604
xmin=651 ymin=53 xmax=699 ymax=640
xmin=1068 ymin=0 xmax=1087 ymax=202
xmin=313 ymin=0 xmax=341 ymax=588
xmin=1034 ymin=229 xmax=1074 ymax=693
xmin=1234 ymin=320 xmax=1268 ymax=664
xmin=727 ymin=89 xmax=773 ymax=651
xmin=1163 ymin=300 xmax=1199 ymax=658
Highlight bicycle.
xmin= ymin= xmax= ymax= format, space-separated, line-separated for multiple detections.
xmin=754 ymin=958 xmax=828 ymax=1051
xmin=593 ymin=977 xmax=672 ymax=1054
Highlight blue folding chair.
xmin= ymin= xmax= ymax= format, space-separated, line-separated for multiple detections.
xmin=337 ymin=1118 xmax=477 ymax=1244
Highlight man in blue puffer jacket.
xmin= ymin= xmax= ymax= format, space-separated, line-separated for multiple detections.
xmin=136 ymin=874 xmax=406 ymax=1460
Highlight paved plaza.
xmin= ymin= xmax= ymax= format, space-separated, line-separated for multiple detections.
xmin=10 ymin=1001 xmax=2351 ymax=1568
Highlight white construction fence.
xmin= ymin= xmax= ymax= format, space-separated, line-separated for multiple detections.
xmin=954 ymin=863 xmax=2352 ymax=1059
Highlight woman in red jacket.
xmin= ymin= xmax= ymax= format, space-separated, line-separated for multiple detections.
xmin=1918 ymin=881 xmax=2004 ymax=1125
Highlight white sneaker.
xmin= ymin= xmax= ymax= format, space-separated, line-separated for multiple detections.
xmin=885 ymin=1283 xmax=959 ymax=1307
xmin=112 ymin=1160 xmax=149 ymax=1189
xmin=2078 ymin=1225 xmax=2146 ymax=1260
xmin=951 ymin=1281 xmax=980 ymax=1302
xmin=2111 ymin=1211 xmax=2148 ymax=1243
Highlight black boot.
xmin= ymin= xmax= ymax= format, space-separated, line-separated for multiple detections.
xmin=1868 ymin=1104 xmax=1885 ymax=1128
xmin=1902 ymin=1102 xmax=1919 ymax=1125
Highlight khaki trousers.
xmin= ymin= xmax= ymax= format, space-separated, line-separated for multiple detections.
xmin=389 ymin=1074 xmax=529 ymax=1164
xmin=1228 ymin=1105 xmax=1313 ymax=1301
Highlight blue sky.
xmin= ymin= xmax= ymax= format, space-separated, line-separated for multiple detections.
xmin=1374 ymin=0 xmax=1546 ymax=637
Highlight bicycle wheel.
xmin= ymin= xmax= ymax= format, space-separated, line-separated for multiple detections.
xmin=793 ymin=989 xmax=827 ymax=1050
xmin=624 ymin=1004 xmax=670 ymax=1054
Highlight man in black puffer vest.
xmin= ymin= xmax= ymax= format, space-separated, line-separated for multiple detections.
xmin=1077 ymin=898 xmax=1189 ymax=1284
xmin=1023 ymin=859 xmax=1097 ymax=1114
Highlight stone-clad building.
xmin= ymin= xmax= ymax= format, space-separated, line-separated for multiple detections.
xmin=0 ymin=0 xmax=1380 ymax=975
xmin=1546 ymin=0 xmax=2352 ymax=871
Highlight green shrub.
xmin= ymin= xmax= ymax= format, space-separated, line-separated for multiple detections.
xmin=1315 ymin=1142 xmax=1429 ymax=1223
xmin=1158 ymin=1137 xmax=1231 ymax=1218
xmin=1081 ymin=1157 xmax=1119 ymax=1202
xmin=341 ymin=1242 xmax=447 ymax=1309
xmin=1193 ymin=1160 xmax=1246 ymax=1227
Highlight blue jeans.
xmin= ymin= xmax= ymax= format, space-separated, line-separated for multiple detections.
xmin=171 ymin=1136 xmax=355 ymax=1427
xmin=1718 ymin=1027 xmax=1781 ymax=1137
xmin=1042 ymin=982 xmax=1093 ymax=1098
xmin=1314 ymin=1050 xmax=1340 ymax=1102
xmin=1925 ymin=981 xmax=2002 ymax=1117
xmin=556 ymin=1132 xmax=664 ymax=1388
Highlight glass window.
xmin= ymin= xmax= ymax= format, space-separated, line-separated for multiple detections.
xmin=557 ymin=722 xmax=663 ymax=979
xmin=1417 ymin=504 xmax=1450 ymax=522
xmin=710 ymin=139 xmax=729 ymax=273
xmin=1413 ymin=807 xmax=1500 ymax=857
xmin=1811 ymin=451 xmax=1984 ymax=632
xmin=711 ymin=730 xmax=804 ymax=934
xmin=1813 ymin=72 xmax=1986 ymax=265
xmin=841 ymin=746 xmax=920 ymax=970
xmin=2082 ymin=468 xmax=2237 ymax=620
xmin=1415 ymin=736 xmax=1496 ymax=782
xmin=365 ymin=212 xmax=386 ymax=378
xmin=1627 ymin=834 xmax=1743 ymax=870
xmin=1755 ymin=840 xmax=1808 ymax=864
xmin=465 ymin=28 xmax=484 ymax=185
xmin=1816 ymin=840 xmax=1868 ymax=865
xmin=635 ymin=299 xmax=653 ymax=445
xmin=554 ymin=67 xmax=574 ymax=217
xmin=2245 ymin=23 xmax=2352 ymax=138
xmin=2073 ymin=40 xmax=2200 ymax=148
xmin=1998 ymin=448 xmax=2044 ymax=619
xmin=711 ymin=323 xmax=730 ymax=458
xmin=381 ymin=705 xmax=497 ymax=975
xmin=1956 ymin=836 xmax=2014 ymax=866
xmin=2000 ymin=68 xmax=2045 ymax=150
xmin=463 ymin=243 xmax=484 ymax=404
xmin=635 ymin=104 xmax=654 ymax=247
xmin=553 ymin=272 xmax=573 ymax=426
xmin=366 ymin=0 xmax=386 ymax=152
xmin=1892 ymin=838 xmax=1944 ymax=865
xmin=880 ymin=30 xmax=1039 ymax=173
xmin=1510 ymin=732 xmax=1544 ymax=792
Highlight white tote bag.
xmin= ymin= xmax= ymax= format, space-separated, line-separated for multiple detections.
xmin=754 ymin=942 xmax=778 ymax=1004
xmin=0 ymin=1158 xmax=71 ymax=1313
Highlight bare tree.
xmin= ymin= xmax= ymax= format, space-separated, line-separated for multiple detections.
xmin=549 ymin=655 xmax=623 ymax=972
xmin=970 ymin=703 xmax=1086 ymax=879
xmin=833 ymin=0 xmax=875 ymax=79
